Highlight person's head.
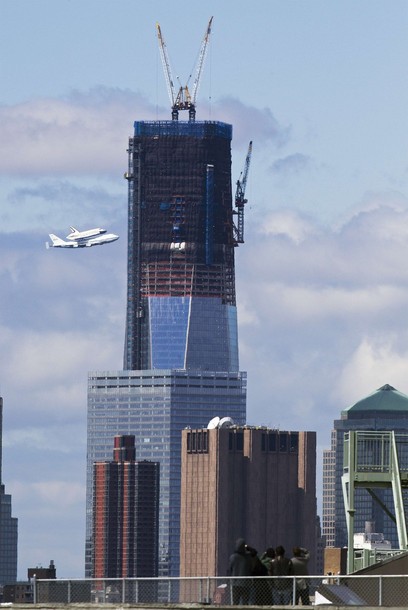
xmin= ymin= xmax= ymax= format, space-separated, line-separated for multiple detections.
xmin=235 ymin=538 xmax=246 ymax=553
xmin=265 ymin=547 xmax=275 ymax=558
xmin=293 ymin=546 xmax=301 ymax=557
xmin=275 ymin=545 xmax=285 ymax=557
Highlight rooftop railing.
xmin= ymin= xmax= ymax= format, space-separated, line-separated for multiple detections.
xmin=29 ymin=573 xmax=408 ymax=606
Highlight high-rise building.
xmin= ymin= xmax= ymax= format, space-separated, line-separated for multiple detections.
xmin=86 ymin=120 xmax=247 ymax=576
xmin=124 ymin=121 xmax=239 ymax=372
xmin=0 ymin=397 xmax=18 ymax=585
xmin=322 ymin=384 xmax=408 ymax=549
xmin=180 ymin=426 xmax=317 ymax=578
xmin=92 ymin=435 xmax=159 ymax=578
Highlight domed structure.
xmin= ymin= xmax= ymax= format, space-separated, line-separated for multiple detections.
xmin=342 ymin=384 xmax=408 ymax=418
xmin=323 ymin=382 xmax=408 ymax=550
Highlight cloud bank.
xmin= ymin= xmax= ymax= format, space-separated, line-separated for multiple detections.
xmin=1 ymin=86 xmax=408 ymax=577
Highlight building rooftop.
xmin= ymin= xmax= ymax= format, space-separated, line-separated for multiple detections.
xmin=342 ymin=384 xmax=408 ymax=415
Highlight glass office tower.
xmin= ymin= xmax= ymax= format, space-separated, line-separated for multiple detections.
xmin=86 ymin=120 xmax=247 ymax=577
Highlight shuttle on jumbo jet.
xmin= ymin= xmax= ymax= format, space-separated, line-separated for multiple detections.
xmin=46 ymin=226 xmax=119 ymax=249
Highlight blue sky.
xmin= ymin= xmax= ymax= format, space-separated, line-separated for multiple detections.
xmin=1 ymin=0 xmax=408 ymax=578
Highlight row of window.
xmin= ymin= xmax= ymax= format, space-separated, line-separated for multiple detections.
xmin=185 ymin=431 xmax=300 ymax=454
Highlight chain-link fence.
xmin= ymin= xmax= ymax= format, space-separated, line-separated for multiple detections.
xmin=31 ymin=574 xmax=408 ymax=606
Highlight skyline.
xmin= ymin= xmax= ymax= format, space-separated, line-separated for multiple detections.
xmin=1 ymin=0 xmax=408 ymax=578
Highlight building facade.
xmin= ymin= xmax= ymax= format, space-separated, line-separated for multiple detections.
xmin=0 ymin=397 xmax=18 ymax=585
xmin=322 ymin=384 xmax=408 ymax=549
xmin=123 ymin=121 xmax=239 ymax=372
xmin=86 ymin=120 xmax=247 ymax=577
xmin=180 ymin=426 xmax=317 ymax=577
xmin=92 ymin=435 xmax=159 ymax=578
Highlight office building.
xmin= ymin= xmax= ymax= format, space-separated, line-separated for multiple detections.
xmin=180 ymin=425 xmax=317 ymax=577
xmin=92 ymin=435 xmax=159 ymax=578
xmin=86 ymin=120 xmax=247 ymax=576
xmin=322 ymin=383 xmax=408 ymax=549
xmin=0 ymin=397 xmax=18 ymax=585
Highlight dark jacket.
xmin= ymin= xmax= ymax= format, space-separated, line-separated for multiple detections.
xmin=291 ymin=548 xmax=310 ymax=576
xmin=271 ymin=555 xmax=294 ymax=577
xmin=228 ymin=538 xmax=254 ymax=577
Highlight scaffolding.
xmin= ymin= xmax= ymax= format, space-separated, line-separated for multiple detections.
xmin=342 ymin=430 xmax=408 ymax=573
xmin=123 ymin=121 xmax=236 ymax=370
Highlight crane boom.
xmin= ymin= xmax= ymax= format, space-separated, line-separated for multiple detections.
xmin=156 ymin=23 xmax=175 ymax=107
xmin=156 ymin=18 xmax=213 ymax=121
xmin=233 ymin=141 xmax=253 ymax=245
xmin=191 ymin=16 xmax=213 ymax=106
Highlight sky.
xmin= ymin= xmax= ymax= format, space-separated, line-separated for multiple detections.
xmin=1 ymin=0 xmax=408 ymax=578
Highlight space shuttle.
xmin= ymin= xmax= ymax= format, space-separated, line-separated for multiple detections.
xmin=66 ymin=226 xmax=107 ymax=240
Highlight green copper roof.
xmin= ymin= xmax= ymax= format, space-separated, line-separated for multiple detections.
xmin=342 ymin=384 xmax=408 ymax=414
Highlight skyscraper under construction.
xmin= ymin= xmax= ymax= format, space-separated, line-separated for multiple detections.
xmin=86 ymin=21 xmax=247 ymax=578
xmin=124 ymin=120 xmax=239 ymax=372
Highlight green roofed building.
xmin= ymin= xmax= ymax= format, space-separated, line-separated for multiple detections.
xmin=342 ymin=383 xmax=408 ymax=416
xmin=322 ymin=384 xmax=408 ymax=549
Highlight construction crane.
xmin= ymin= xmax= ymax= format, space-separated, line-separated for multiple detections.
xmin=233 ymin=141 xmax=253 ymax=245
xmin=156 ymin=17 xmax=213 ymax=121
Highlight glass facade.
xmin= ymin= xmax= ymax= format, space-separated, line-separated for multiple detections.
xmin=149 ymin=298 xmax=190 ymax=368
xmin=147 ymin=297 xmax=239 ymax=371
xmin=86 ymin=371 xmax=246 ymax=577
xmin=86 ymin=119 xmax=247 ymax=578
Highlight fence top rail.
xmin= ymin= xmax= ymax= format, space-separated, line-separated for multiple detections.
xmin=34 ymin=574 xmax=408 ymax=583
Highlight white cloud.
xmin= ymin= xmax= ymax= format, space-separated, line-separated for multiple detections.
xmin=1 ymin=88 xmax=408 ymax=578
xmin=0 ymin=89 xmax=290 ymax=178
xmin=259 ymin=209 xmax=318 ymax=243
xmin=270 ymin=153 xmax=312 ymax=176
xmin=214 ymin=96 xmax=290 ymax=148
xmin=238 ymin=201 xmax=408 ymax=437
xmin=334 ymin=338 xmax=408 ymax=407
xmin=0 ymin=87 xmax=157 ymax=176
xmin=0 ymin=327 xmax=122 ymax=415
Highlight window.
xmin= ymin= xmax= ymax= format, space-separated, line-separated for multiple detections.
xmin=186 ymin=431 xmax=208 ymax=453
xmin=279 ymin=433 xmax=288 ymax=452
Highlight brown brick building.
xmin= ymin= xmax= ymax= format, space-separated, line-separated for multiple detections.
xmin=92 ymin=435 xmax=160 ymax=578
xmin=180 ymin=426 xmax=317 ymax=576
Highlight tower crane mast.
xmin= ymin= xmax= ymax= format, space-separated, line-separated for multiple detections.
xmin=233 ymin=141 xmax=253 ymax=245
xmin=156 ymin=17 xmax=213 ymax=121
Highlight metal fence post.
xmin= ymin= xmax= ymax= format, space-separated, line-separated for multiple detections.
xmin=32 ymin=575 xmax=37 ymax=604
xmin=379 ymin=574 xmax=383 ymax=606
xmin=122 ymin=578 xmax=126 ymax=603
xmin=67 ymin=579 xmax=71 ymax=604
xmin=206 ymin=576 xmax=210 ymax=603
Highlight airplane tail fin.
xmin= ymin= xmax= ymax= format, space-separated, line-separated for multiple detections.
xmin=48 ymin=233 xmax=67 ymax=246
